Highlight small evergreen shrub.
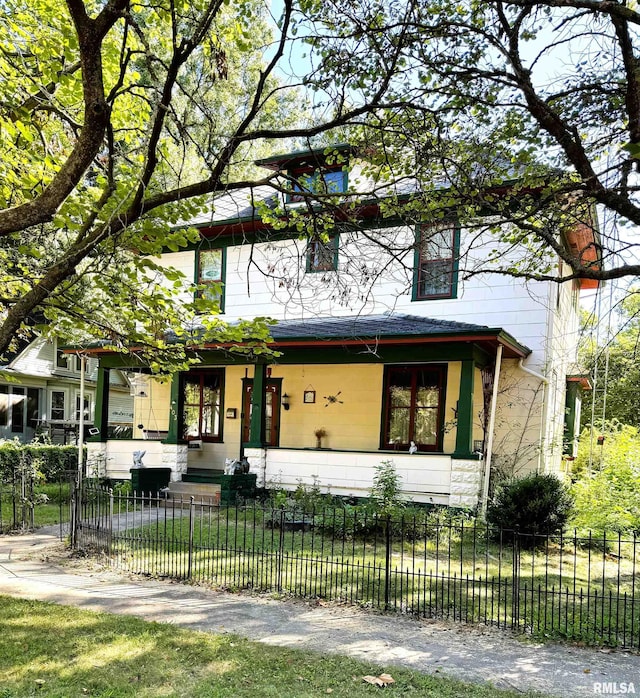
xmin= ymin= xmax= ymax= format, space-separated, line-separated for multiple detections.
xmin=486 ymin=472 xmax=573 ymax=541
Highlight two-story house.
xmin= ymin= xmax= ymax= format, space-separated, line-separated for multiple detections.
xmin=82 ymin=146 xmax=597 ymax=508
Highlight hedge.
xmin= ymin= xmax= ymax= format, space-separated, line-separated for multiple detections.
xmin=0 ymin=442 xmax=84 ymax=482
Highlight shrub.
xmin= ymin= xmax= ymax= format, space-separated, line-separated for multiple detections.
xmin=0 ymin=441 xmax=81 ymax=482
xmin=370 ymin=459 xmax=405 ymax=516
xmin=486 ymin=472 xmax=573 ymax=540
xmin=570 ymin=423 xmax=640 ymax=537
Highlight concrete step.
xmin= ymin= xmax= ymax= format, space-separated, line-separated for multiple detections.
xmin=165 ymin=482 xmax=221 ymax=506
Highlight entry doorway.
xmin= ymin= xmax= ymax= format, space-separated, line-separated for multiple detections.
xmin=241 ymin=380 xmax=281 ymax=446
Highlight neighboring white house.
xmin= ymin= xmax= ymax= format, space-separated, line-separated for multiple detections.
xmin=1 ymin=334 xmax=133 ymax=444
xmin=83 ymin=145 xmax=596 ymax=508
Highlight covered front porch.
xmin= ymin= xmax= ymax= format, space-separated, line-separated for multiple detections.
xmin=84 ymin=314 xmax=531 ymax=509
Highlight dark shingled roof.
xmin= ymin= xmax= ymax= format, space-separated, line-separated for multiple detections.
xmin=253 ymin=313 xmax=531 ymax=358
xmin=268 ymin=314 xmax=489 ymax=340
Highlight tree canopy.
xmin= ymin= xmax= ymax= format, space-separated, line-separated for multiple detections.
xmin=1 ymin=0 xmax=639 ymax=361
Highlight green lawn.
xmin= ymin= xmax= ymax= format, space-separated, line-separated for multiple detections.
xmin=104 ymin=504 xmax=639 ymax=647
xmin=0 ymin=595 xmax=545 ymax=698
xmin=0 ymin=482 xmax=71 ymax=531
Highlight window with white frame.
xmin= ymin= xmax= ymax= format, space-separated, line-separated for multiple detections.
xmin=196 ymin=248 xmax=225 ymax=310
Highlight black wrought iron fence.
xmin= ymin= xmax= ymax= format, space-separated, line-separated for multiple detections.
xmin=74 ymin=485 xmax=640 ymax=649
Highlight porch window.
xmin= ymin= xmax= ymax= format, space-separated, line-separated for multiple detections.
xmin=196 ymin=248 xmax=225 ymax=311
xmin=382 ymin=365 xmax=446 ymax=451
xmin=414 ymin=223 xmax=458 ymax=300
xmin=183 ymin=369 xmax=224 ymax=442
xmin=306 ymin=235 xmax=338 ymax=272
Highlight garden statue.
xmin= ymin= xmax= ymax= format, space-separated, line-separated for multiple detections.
xmin=132 ymin=450 xmax=146 ymax=468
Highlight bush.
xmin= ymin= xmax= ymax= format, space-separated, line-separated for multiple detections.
xmin=0 ymin=441 xmax=81 ymax=482
xmin=486 ymin=472 xmax=573 ymax=540
xmin=570 ymin=423 xmax=640 ymax=537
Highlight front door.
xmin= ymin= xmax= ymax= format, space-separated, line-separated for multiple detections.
xmin=242 ymin=380 xmax=281 ymax=446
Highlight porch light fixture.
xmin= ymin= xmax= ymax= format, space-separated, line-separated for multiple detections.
xmin=282 ymin=393 xmax=291 ymax=410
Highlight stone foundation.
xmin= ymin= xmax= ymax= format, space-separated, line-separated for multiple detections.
xmin=162 ymin=443 xmax=189 ymax=481
xmin=244 ymin=447 xmax=267 ymax=487
xmin=449 ymin=458 xmax=484 ymax=509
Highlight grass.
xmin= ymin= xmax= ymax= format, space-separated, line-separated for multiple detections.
xmin=0 ymin=482 xmax=71 ymax=531
xmin=95 ymin=500 xmax=640 ymax=648
xmin=0 ymin=595 xmax=544 ymax=698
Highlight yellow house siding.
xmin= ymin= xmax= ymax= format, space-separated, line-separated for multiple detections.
xmin=272 ymin=364 xmax=383 ymax=451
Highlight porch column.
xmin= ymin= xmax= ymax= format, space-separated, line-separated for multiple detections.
xmin=165 ymin=373 xmax=183 ymax=444
xmin=91 ymin=366 xmax=110 ymax=442
xmin=246 ymin=362 xmax=267 ymax=447
xmin=454 ymin=359 xmax=474 ymax=458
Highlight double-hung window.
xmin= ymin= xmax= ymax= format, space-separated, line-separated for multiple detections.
xmin=196 ymin=248 xmax=225 ymax=311
xmin=382 ymin=365 xmax=446 ymax=451
xmin=307 ymin=235 xmax=338 ymax=272
xmin=414 ymin=223 xmax=458 ymax=300
xmin=183 ymin=369 xmax=224 ymax=442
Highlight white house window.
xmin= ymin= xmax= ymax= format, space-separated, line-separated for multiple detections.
xmin=415 ymin=224 xmax=458 ymax=300
xmin=51 ymin=391 xmax=66 ymax=421
xmin=197 ymin=248 xmax=225 ymax=310
xmin=74 ymin=393 xmax=92 ymax=422
xmin=307 ymin=235 xmax=338 ymax=272
xmin=56 ymin=347 xmax=70 ymax=369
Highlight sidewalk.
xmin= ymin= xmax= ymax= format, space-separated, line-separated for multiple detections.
xmin=1 ymin=530 xmax=639 ymax=697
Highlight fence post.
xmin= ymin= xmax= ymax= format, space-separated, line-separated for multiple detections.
xmin=187 ymin=496 xmax=195 ymax=580
xmin=511 ymin=531 xmax=520 ymax=630
xmin=70 ymin=473 xmax=80 ymax=550
xmin=276 ymin=508 xmax=285 ymax=591
xmin=108 ymin=488 xmax=114 ymax=556
xmin=384 ymin=515 xmax=392 ymax=610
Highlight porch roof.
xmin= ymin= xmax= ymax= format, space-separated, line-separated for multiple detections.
xmin=71 ymin=313 xmax=530 ymax=362
xmin=201 ymin=313 xmax=531 ymax=359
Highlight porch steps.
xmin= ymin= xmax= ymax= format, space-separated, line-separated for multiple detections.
xmin=181 ymin=468 xmax=258 ymax=504
xmin=182 ymin=468 xmax=225 ymax=483
xmin=165 ymin=481 xmax=221 ymax=506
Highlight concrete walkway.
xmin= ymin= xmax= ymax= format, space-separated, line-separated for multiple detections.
xmin=0 ymin=530 xmax=639 ymax=697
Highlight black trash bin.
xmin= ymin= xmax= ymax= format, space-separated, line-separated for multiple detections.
xmin=130 ymin=467 xmax=172 ymax=495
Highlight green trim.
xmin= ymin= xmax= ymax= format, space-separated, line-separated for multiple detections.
xmin=256 ymin=144 xmax=354 ymax=169
xmin=165 ymin=373 xmax=184 ymax=444
xmin=563 ymin=381 xmax=581 ymax=457
xmin=91 ymin=367 xmax=110 ymax=442
xmin=93 ymin=342 xmax=497 ymax=370
xmin=194 ymin=246 xmax=226 ymax=313
xmin=412 ymin=222 xmax=461 ymax=301
xmin=453 ymin=359 xmax=475 ymax=458
xmin=245 ymin=363 xmax=267 ymax=448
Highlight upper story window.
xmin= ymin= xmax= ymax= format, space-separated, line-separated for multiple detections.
xmin=413 ymin=223 xmax=459 ymax=301
xmin=196 ymin=248 xmax=225 ymax=312
xmin=307 ymin=235 xmax=338 ymax=272
xmin=288 ymin=168 xmax=347 ymax=203
xmin=55 ymin=343 xmax=89 ymax=373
